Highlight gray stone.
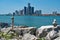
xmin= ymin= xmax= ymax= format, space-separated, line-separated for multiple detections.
xmin=13 ymin=27 xmax=36 ymax=36
xmin=45 ymin=30 xmax=59 ymax=40
xmin=36 ymin=25 xmax=60 ymax=40
xmin=54 ymin=37 xmax=60 ymax=40
xmin=45 ymin=25 xmax=60 ymax=40
xmin=36 ymin=25 xmax=53 ymax=38
xmin=22 ymin=33 xmax=37 ymax=40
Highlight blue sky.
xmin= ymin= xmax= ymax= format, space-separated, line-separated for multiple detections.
xmin=0 ymin=0 xmax=60 ymax=14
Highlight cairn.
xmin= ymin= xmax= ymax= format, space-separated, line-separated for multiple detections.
xmin=11 ymin=16 xmax=14 ymax=30
xmin=52 ymin=19 xmax=57 ymax=27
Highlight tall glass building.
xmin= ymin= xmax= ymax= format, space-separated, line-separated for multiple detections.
xmin=24 ymin=3 xmax=34 ymax=15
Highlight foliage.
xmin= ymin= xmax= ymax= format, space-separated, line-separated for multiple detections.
xmin=0 ymin=31 xmax=17 ymax=40
xmin=37 ymin=37 xmax=45 ymax=40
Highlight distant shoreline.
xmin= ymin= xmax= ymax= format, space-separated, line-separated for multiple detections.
xmin=0 ymin=14 xmax=60 ymax=16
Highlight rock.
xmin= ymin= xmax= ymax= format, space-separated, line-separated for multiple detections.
xmin=0 ymin=38 xmax=5 ymax=40
xmin=8 ymin=38 xmax=17 ymax=40
xmin=0 ymin=22 xmax=9 ymax=28
xmin=36 ymin=25 xmax=53 ymax=38
xmin=13 ymin=27 xmax=36 ymax=36
xmin=22 ymin=33 xmax=37 ymax=40
xmin=1 ymin=27 xmax=12 ymax=33
xmin=1 ymin=27 xmax=36 ymax=36
xmin=54 ymin=37 xmax=60 ymax=40
xmin=45 ymin=25 xmax=60 ymax=40
xmin=36 ymin=25 xmax=60 ymax=38
xmin=19 ymin=25 xmax=29 ymax=28
xmin=45 ymin=30 xmax=59 ymax=40
xmin=58 ymin=31 xmax=60 ymax=36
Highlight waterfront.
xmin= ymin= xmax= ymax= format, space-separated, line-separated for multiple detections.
xmin=0 ymin=16 xmax=60 ymax=28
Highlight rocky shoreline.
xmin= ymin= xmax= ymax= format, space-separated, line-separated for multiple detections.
xmin=0 ymin=19 xmax=60 ymax=40
xmin=0 ymin=25 xmax=60 ymax=40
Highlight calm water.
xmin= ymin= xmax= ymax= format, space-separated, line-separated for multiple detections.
xmin=0 ymin=16 xmax=60 ymax=28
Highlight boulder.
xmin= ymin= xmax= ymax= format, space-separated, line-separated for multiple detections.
xmin=36 ymin=25 xmax=60 ymax=38
xmin=45 ymin=25 xmax=60 ymax=40
xmin=13 ymin=27 xmax=36 ymax=36
xmin=22 ymin=33 xmax=37 ymax=40
xmin=36 ymin=25 xmax=53 ymax=38
xmin=45 ymin=30 xmax=59 ymax=40
xmin=1 ymin=27 xmax=12 ymax=33
xmin=0 ymin=22 xmax=9 ymax=28
xmin=1 ymin=27 xmax=36 ymax=36
xmin=54 ymin=37 xmax=60 ymax=40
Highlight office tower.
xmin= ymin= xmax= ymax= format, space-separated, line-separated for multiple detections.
xmin=27 ymin=3 xmax=31 ymax=15
xmin=24 ymin=6 xmax=27 ymax=15
xmin=35 ymin=10 xmax=42 ymax=15
xmin=19 ymin=10 xmax=24 ymax=15
xmin=24 ymin=3 xmax=34 ymax=15
xmin=31 ymin=7 xmax=34 ymax=14
xmin=53 ymin=11 xmax=57 ymax=14
xmin=15 ymin=10 xmax=19 ymax=15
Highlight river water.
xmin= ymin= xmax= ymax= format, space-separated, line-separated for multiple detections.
xmin=0 ymin=16 xmax=60 ymax=28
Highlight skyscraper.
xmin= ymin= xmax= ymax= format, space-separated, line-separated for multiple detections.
xmin=24 ymin=6 xmax=27 ymax=15
xmin=24 ymin=3 xmax=34 ymax=15
xmin=15 ymin=10 xmax=19 ymax=15
xmin=35 ymin=10 xmax=42 ymax=16
xmin=19 ymin=9 xmax=24 ymax=15
xmin=27 ymin=3 xmax=31 ymax=15
xmin=31 ymin=7 xmax=34 ymax=14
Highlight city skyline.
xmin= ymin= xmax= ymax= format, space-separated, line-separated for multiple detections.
xmin=0 ymin=0 xmax=60 ymax=14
